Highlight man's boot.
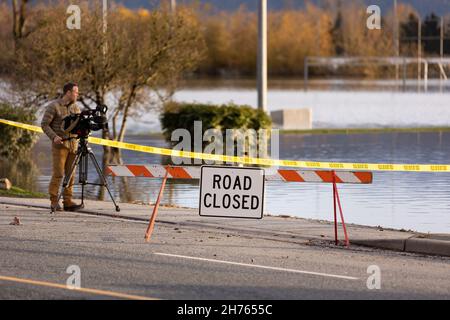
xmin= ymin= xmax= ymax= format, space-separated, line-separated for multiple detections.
xmin=63 ymin=199 xmax=83 ymax=212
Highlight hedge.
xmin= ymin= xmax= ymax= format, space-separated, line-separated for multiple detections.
xmin=160 ymin=102 xmax=272 ymax=144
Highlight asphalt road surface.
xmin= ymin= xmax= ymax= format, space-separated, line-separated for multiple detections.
xmin=0 ymin=203 xmax=449 ymax=300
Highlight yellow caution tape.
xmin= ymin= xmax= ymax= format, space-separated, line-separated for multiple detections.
xmin=1 ymin=118 xmax=449 ymax=172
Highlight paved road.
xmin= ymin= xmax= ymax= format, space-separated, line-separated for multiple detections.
xmin=0 ymin=203 xmax=449 ymax=300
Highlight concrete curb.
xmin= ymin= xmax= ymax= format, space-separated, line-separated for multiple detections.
xmin=350 ymin=238 xmax=407 ymax=252
xmin=405 ymin=236 xmax=450 ymax=257
xmin=1 ymin=199 xmax=450 ymax=258
xmin=351 ymin=236 xmax=450 ymax=257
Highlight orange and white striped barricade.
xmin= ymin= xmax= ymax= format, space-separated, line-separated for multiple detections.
xmin=106 ymin=165 xmax=373 ymax=246
xmin=267 ymin=169 xmax=373 ymax=246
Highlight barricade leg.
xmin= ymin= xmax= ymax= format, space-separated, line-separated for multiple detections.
xmin=332 ymin=171 xmax=350 ymax=247
xmin=334 ymin=181 xmax=350 ymax=247
xmin=144 ymin=168 xmax=169 ymax=242
xmin=333 ymin=181 xmax=338 ymax=245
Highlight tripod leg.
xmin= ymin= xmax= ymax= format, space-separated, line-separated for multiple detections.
xmin=88 ymin=151 xmax=120 ymax=212
xmin=79 ymin=152 xmax=89 ymax=208
xmin=81 ymin=182 xmax=85 ymax=208
xmin=53 ymin=151 xmax=82 ymax=213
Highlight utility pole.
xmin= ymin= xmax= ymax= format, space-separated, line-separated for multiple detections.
xmin=440 ymin=16 xmax=445 ymax=92
xmin=171 ymin=0 xmax=176 ymax=14
xmin=102 ymin=0 xmax=108 ymax=56
xmin=257 ymin=0 xmax=267 ymax=112
xmin=441 ymin=16 xmax=444 ymax=59
xmin=103 ymin=0 xmax=107 ymax=34
xmin=417 ymin=14 xmax=422 ymax=92
xmin=393 ymin=0 xmax=399 ymax=85
xmin=317 ymin=0 xmax=322 ymax=55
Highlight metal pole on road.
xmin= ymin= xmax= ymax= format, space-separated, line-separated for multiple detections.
xmin=257 ymin=0 xmax=268 ymax=112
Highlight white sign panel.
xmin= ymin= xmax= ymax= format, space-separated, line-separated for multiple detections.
xmin=199 ymin=166 xmax=265 ymax=219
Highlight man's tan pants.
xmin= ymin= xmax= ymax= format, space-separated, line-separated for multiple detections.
xmin=49 ymin=146 xmax=77 ymax=204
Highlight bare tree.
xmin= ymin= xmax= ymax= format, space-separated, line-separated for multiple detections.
xmin=108 ymin=7 xmax=205 ymax=163
xmin=8 ymin=2 xmax=205 ymax=198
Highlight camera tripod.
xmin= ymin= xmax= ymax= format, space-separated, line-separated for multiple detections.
xmin=53 ymin=136 xmax=120 ymax=213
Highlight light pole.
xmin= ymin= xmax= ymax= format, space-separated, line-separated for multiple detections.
xmin=417 ymin=14 xmax=422 ymax=92
xmin=102 ymin=0 xmax=108 ymax=56
xmin=393 ymin=0 xmax=399 ymax=56
xmin=257 ymin=0 xmax=267 ymax=112
xmin=394 ymin=0 xmax=399 ymax=84
xmin=440 ymin=16 xmax=445 ymax=92
xmin=441 ymin=16 xmax=445 ymax=59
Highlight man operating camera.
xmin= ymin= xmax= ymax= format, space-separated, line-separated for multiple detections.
xmin=41 ymin=82 xmax=83 ymax=212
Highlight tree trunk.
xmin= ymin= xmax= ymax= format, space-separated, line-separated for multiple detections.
xmin=12 ymin=0 xmax=18 ymax=39
xmin=12 ymin=0 xmax=28 ymax=48
xmin=120 ymin=177 xmax=133 ymax=203
xmin=98 ymin=131 xmax=111 ymax=201
xmin=117 ymin=85 xmax=137 ymax=142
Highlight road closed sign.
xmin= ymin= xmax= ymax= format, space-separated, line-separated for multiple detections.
xmin=199 ymin=166 xmax=265 ymax=219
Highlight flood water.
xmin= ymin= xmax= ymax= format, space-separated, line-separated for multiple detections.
xmin=125 ymin=81 xmax=450 ymax=133
xmin=4 ymin=130 xmax=450 ymax=234
xmin=2 ymin=80 xmax=450 ymax=233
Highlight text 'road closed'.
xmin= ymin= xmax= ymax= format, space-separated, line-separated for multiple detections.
xmin=199 ymin=166 xmax=265 ymax=219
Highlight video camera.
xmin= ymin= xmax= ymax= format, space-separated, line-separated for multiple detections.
xmin=62 ymin=104 xmax=108 ymax=138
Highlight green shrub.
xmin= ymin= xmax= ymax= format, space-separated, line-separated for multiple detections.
xmin=0 ymin=103 xmax=39 ymax=158
xmin=160 ymin=102 xmax=272 ymax=144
